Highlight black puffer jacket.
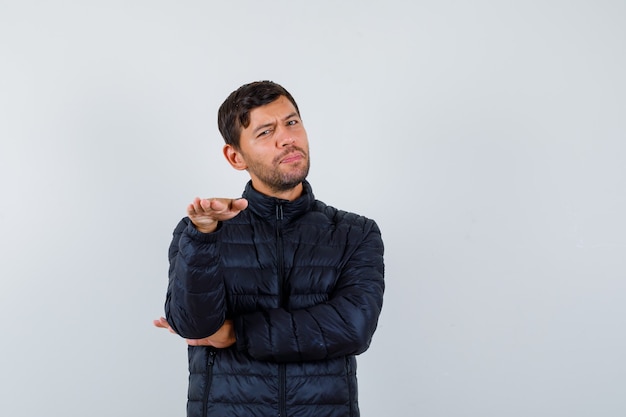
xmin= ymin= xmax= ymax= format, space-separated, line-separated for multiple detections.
xmin=165 ymin=181 xmax=385 ymax=417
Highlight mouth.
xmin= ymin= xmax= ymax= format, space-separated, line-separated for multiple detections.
xmin=279 ymin=151 xmax=305 ymax=164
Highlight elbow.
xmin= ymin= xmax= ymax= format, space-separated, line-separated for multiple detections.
xmin=165 ymin=297 xmax=226 ymax=339
xmin=350 ymin=327 xmax=376 ymax=356
xmin=166 ymin=309 xmax=225 ymax=339
xmin=347 ymin=305 xmax=383 ymax=355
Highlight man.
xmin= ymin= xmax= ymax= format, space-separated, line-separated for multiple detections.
xmin=154 ymin=81 xmax=385 ymax=417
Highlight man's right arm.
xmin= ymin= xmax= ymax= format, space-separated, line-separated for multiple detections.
xmin=164 ymin=217 xmax=226 ymax=339
xmin=164 ymin=197 xmax=248 ymax=339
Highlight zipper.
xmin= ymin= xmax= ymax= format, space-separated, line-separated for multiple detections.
xmin=275 ymin=203 xmax=287 ymax=417
xmin=346 ymin=356 xmax=354 ymax=417
xmin=279 ymin=364 xmax=287 ymax=417
xmin=275 ymin=204 xmax=287 ymax=307
xmin=202 ymin=350 xmax=217 ymax=417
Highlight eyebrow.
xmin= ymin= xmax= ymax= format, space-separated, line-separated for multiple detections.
xmin=283 ymin=112 xmax=299 ymax=121
xmin=252 ymin=112 xmax=300 ymax=135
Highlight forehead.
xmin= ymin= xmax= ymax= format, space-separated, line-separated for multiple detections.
xmin=248 ymin=96 xmax=298 ymax=124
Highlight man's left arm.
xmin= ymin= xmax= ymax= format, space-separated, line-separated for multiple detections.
xmin=235 ymin=221 xmax=385 ymax=362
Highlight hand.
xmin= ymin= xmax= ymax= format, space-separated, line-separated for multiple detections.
xmin=187 ymin=320 xmax=236 ymax=348
xmin=187 ymin=197 xmax=248 ymax=233
xmin=153 ymin=317 xmax=236 ymax=348
xmin=153 ymin=316 xmax=176 ymax=333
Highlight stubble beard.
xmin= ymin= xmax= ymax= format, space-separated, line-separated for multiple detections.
xmin=248 ymin=147 xmax=310 ymax=193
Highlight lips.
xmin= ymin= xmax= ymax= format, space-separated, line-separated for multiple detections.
xmin=280 ymin=152 xmax=303 ymax=164
xmin=277 ymin=148 xmax=306 ymax=164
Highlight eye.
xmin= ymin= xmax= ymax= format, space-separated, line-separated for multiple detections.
xmin=287 ymin=119 xmax=298 ymax=126
xmin=257 ymin=129 xmax=272 ymax=138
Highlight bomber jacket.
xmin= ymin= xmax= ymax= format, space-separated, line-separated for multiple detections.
xmin=165 ymin=180 xmax=385 ymax=417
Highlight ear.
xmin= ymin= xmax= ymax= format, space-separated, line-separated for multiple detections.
xmin=223 ymin=144 xmax=248 ymax=171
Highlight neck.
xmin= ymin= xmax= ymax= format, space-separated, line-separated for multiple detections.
xmin=252 ymin=181 xmax=304 ymax=201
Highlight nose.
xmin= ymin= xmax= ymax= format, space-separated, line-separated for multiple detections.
xmin=276 ymin=126 xmax=295 ymax=147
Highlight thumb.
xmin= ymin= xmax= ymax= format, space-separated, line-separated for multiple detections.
xmin=231 ymin=198 xmax=248 ymax=211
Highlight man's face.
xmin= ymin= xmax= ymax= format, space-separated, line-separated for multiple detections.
xmin=228 ymin=95 xmax=310 ymax=197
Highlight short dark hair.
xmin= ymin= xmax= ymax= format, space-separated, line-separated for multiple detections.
xmin=217 ymin=80 xmax=300 ymax=148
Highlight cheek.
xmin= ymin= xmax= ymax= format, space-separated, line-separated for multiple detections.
xmin=297 ymin=131 xmax=309 ymax=146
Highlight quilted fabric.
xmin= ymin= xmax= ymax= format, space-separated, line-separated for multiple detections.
xmin=165 ymin=180 xmax=384 ymax=417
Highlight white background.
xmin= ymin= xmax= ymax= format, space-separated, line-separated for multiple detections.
xmin=1 ymin=1 xmax=625 ymax=416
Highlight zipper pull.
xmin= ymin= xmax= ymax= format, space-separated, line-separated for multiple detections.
xmin=208 ymin=350 xmax=216 ymax=365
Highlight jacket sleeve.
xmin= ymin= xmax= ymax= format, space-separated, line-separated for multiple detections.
xmin=235 ymin=220 xmax=385 ymax=362
xmin=164 ymin=217 xmax=226 ymax=339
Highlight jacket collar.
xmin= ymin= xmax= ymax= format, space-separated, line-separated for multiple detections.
xmin=242 ymin=180 xmax=315 ymax=222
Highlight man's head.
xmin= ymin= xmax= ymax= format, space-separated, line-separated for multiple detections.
xmin=219 ymin=81 xmax=310 ymax=200
xmin=218 ymin=80 xmax=300 ymax=149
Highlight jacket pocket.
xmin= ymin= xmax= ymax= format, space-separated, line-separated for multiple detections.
xmin=345 ymin=356 xmax=359 ymax=417
xmin=202 ymin=349 xmax=217 ymax=417
xmin=187 ymin=347 xmax=217 ymax=417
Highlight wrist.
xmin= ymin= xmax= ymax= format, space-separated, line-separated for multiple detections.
xmin=195 ymin=221 xmax=219 ymax=234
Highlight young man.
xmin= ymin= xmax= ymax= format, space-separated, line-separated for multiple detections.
xmin=155 ymin=81 xmax=385 ymax=417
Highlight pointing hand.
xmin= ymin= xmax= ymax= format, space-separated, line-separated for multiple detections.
xmin=187 ymin=197 xmax=249 ymax=233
